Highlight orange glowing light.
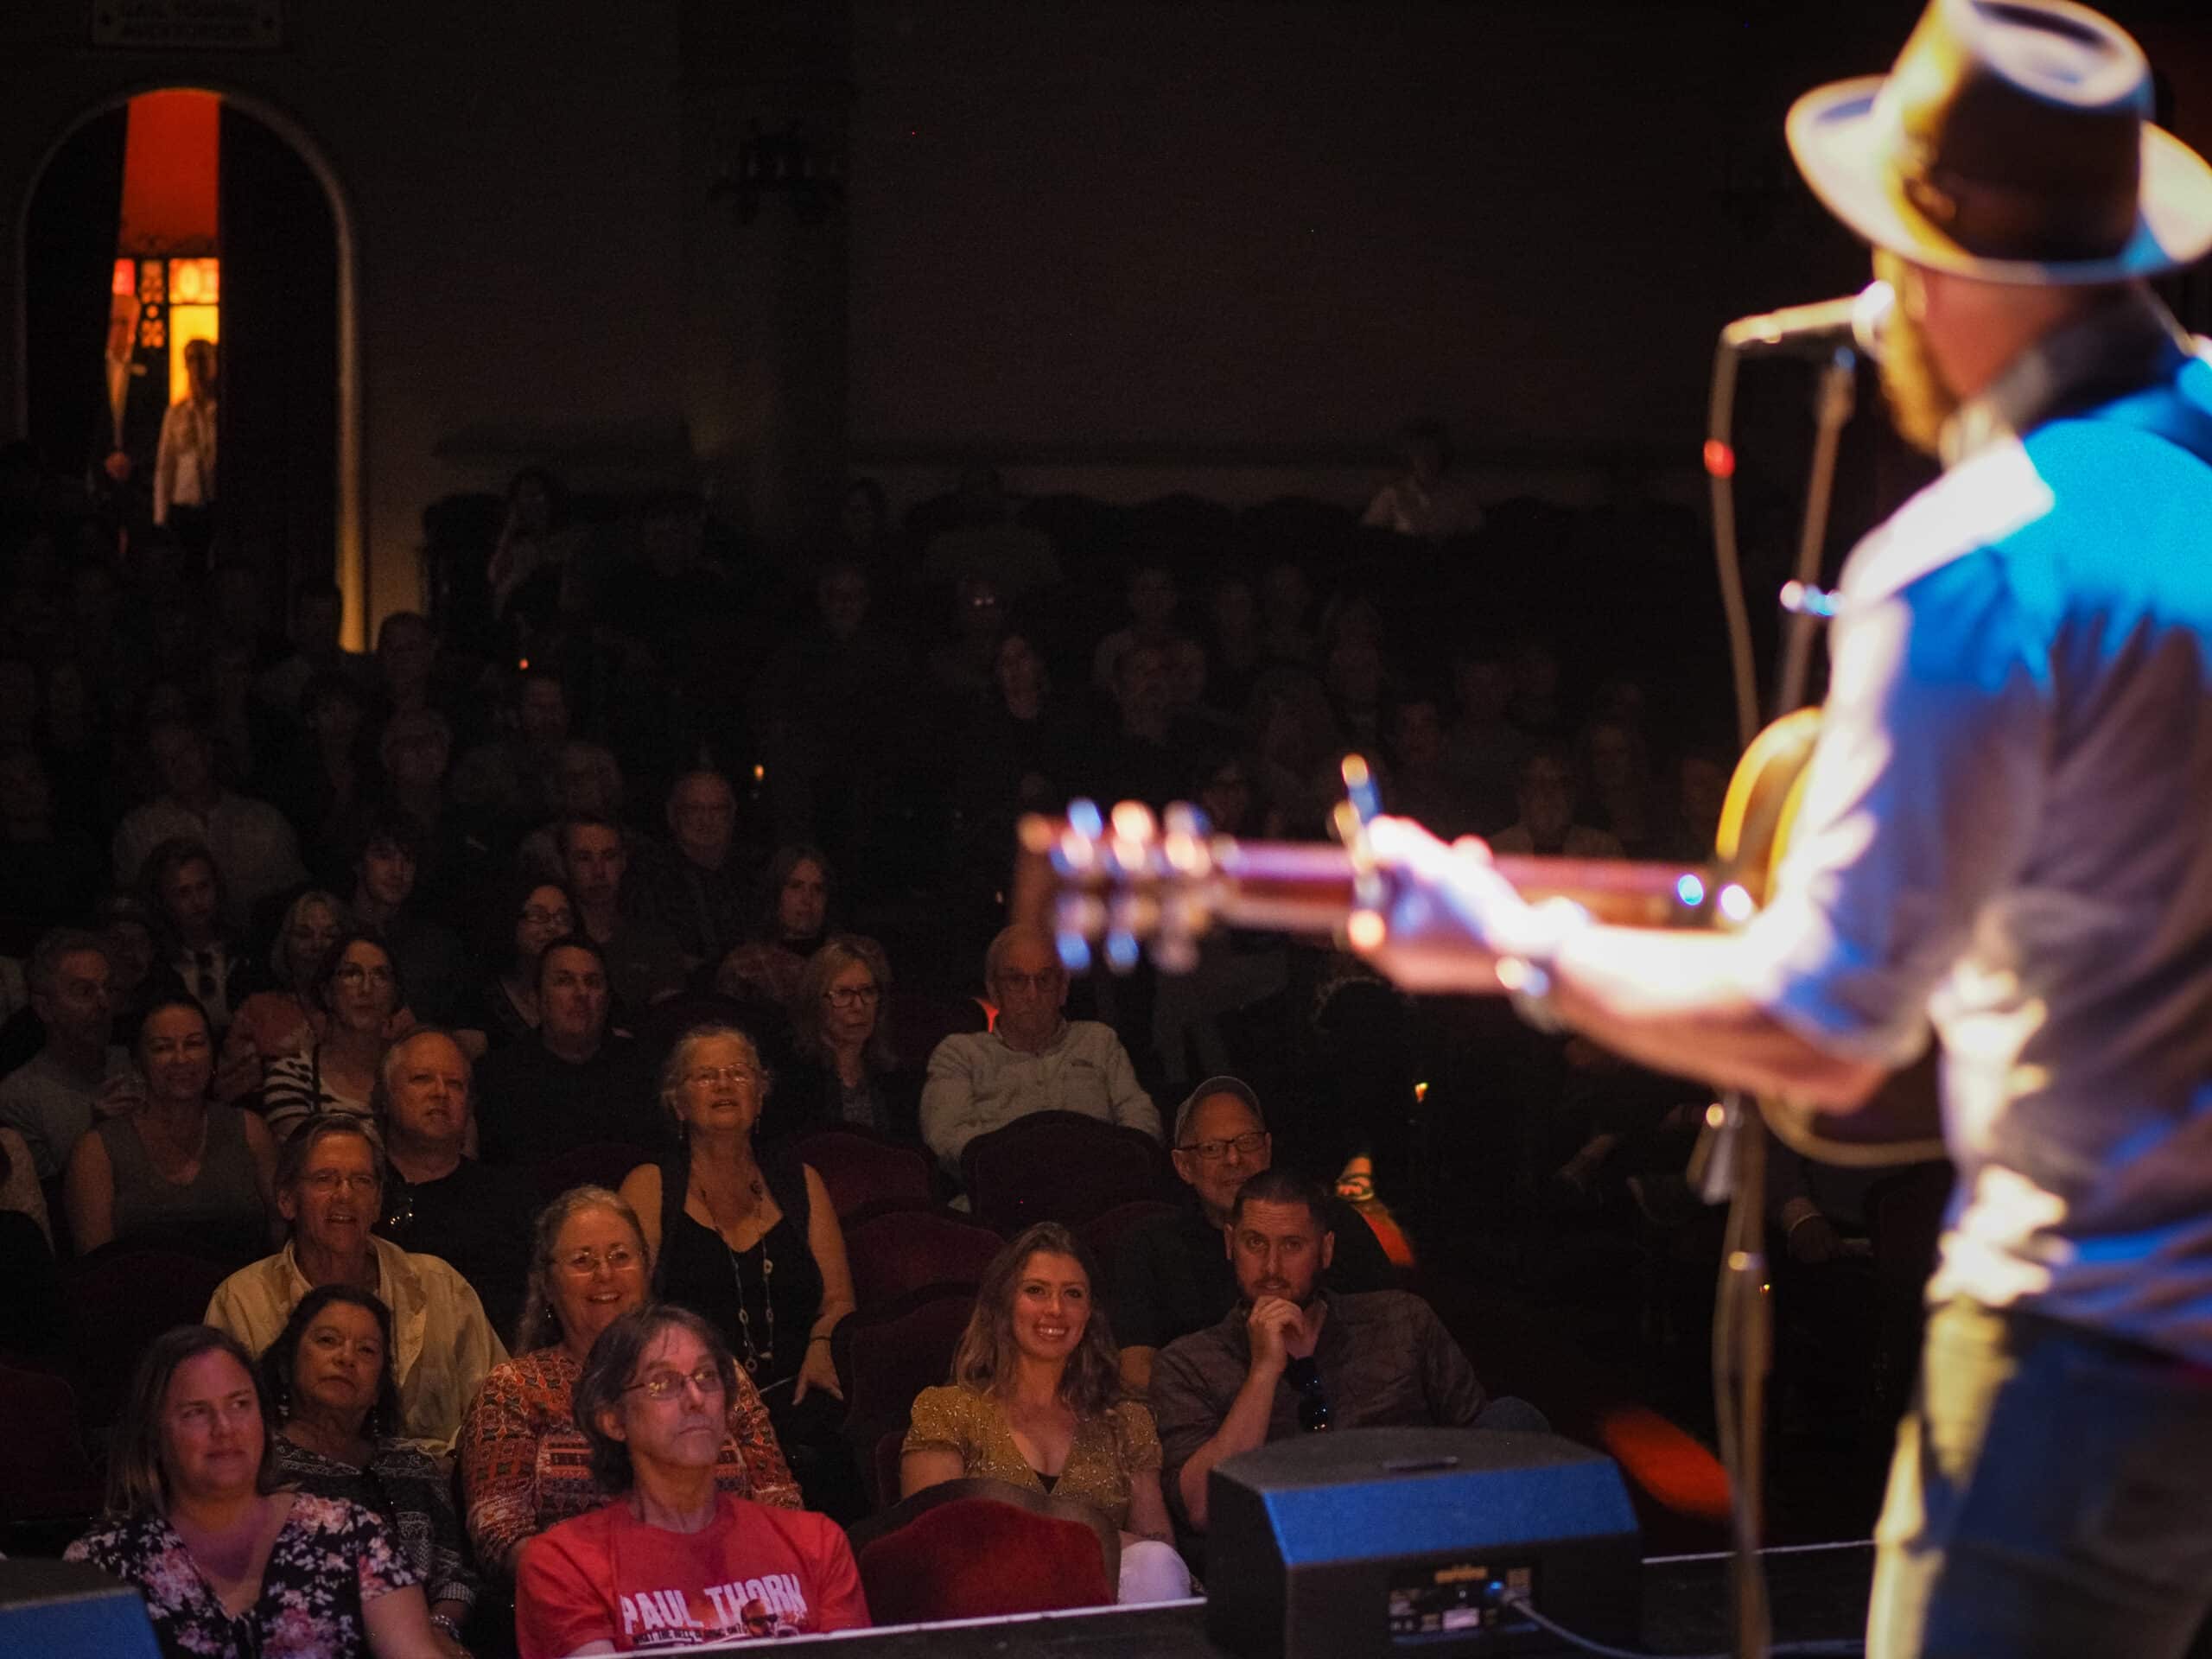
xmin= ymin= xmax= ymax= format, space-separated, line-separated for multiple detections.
xmin=1702 ymin=439 xmax=1736 ymax=479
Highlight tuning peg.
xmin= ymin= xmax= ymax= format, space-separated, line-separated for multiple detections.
xmin=1163 ymin=802 xmax=1212 ymax=839
xmin=1055 ymin=932 xmax=1093 ymax=975
xmin=1110 ymin=800 xmax=1159 ymax=841
xmin=1104 ymin=931 xmax=1140 ymax=974
xmin=1068 ymin=798 xmax=1104 ymax=841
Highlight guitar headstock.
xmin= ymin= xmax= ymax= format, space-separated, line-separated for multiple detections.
xmin=1014 ymin=798 xmax=1222 ymax=975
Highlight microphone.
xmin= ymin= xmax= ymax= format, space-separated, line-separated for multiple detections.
xmin=1721 ymin=280 xmax=1894 ymax=361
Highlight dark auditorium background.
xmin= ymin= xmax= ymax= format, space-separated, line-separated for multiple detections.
xmin=8 ymin=0 xmax=2212 ymax=1645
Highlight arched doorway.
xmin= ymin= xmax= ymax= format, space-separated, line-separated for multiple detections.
xmin=17 ymin=86 xmax=365 ymax=647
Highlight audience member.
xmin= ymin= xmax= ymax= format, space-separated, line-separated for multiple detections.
xmin=775 ymin=935 xmax=917 ymax=1141
xmin=141 ymin=836 xmax=248 ymax=1035
xmin=452 ymin=874 xmax=576 ymax=1053
xmin=0 ymin=1123 xmax=62 ymax=1348
xmin=349 ymin=812 xmax=469 ymax=1025
xmin=1489 ymin=746 xmax=1625 ymax=859
xmin=1152 ymin=1169 xmax=1540 ymax=1530
xmin=261 ymin=932 xmax=409 ymax=1141
xmin=1090 ymin=560 xmax=1187 ymax=694
xmin=954 ymin=630 xmax=1088 ymax=874
xmin=0 ymin=926 xmax=134 ymax=1183
xmin=473 ymin=936 xmax=659 ymax=1166
xmin=0 ymin=744 xmax=106 ymax=927
xmin=65 ymin=1325 xmax=448 ymax=1659
xmin=206 ymin=1115 xmax=505 ymax=1448
xmin=460 ymin=1187 xmax=798 ymax=1577
xmin=219 ymin=887 xmax=351 ymax=1100
xmin=515 ymin=1305 xmax=869 ymax=1653
xmin=926 ymin=574 xmax=1010 ymax=705
xmin=1361 ymin=419 xmax=1484 ymax=539
xmin=1383 ymin=690 xmax=1478 ymax=840
xmin=64 ymin=995 xmax=276 ymax=1262
xmin=903 ymin=1224 xmax=1190 ymax=1604
xmin=517 ymin=741 xmax=625 ymax=882
xmin=253 ymin=578 xmax=364 ymax=719
xmin=919 ymin=466 xmax=1062 ymax=599
xmin=627 ymin=769 xmax=753 ymax=969
xmin=1443 ymin=640 xmax=1529 ymax=831
xmin=1108 ymin=1077 xmax=1395 ymax=1395
xmin=920 ymin=925 xmax=1160 ymax=1176
xmin=111 ymin=719 xmax=307 ymax=926
xmin=715 ymin=843 xmax=835 ymax=1013
xmin=287 ymin=668 xmax=379 ymax=867
xmin=620 ymin=1024 xmax=861 ymax=1516
xmin=1088 ymin=641 xmax=1184 ymax=810
xmin=262 ymin=1285 xmax=480 ymax=1646
xmin=374 ymin=1027 xmax=533 ymax=1340
xmin=1578 ymin=715 xmax=1662 ymax=857
xmin=560 ymin=812 xmax=689 ymax=1011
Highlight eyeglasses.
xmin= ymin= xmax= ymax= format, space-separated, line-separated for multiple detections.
xmin=559 ymin=1244 xmax=640 ymax=1277
xmin=305 ymin=1170 xmax=379 ymax=1196
xmin=334 ymin=963 xmax=396 ymax=986
xmin=825 ymin=983 xmax=880 ymax=1009
xmin=1179 ymin=1131 xmax=1268 ymax=1161
xmin=520 ymin=906 xmax=573 ymax=928
xmin=684 ymin=1064 xmax=760 ymax=1089
xmin=625 ymin=1363 xmax=726 ymax=1402
xmin=995 ymin=972 xmax=1062 ymax=994
xmin=1285 ymin=1356 xmax=1332 ymax=1433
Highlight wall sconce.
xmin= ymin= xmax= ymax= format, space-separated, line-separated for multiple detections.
xmin=714 ymin=119 xmax=844 ymax=226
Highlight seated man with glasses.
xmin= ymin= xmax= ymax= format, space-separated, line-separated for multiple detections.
xmin=1107 ymin=1076 xmax=1395 ymax=1396
xmin=1150 ymin=1167 xmax=1543 ymax=1534
xmin=919 ymin=925 xmax=1160 ymax=1177
xmin=207 ymin=1113 xmax=507 ymax=1450
xmin=517 ymin=1303 xmax=868 ymax=1655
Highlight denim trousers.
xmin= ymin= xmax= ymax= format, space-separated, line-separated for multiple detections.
xmin=1867 ymin=1297 xmax=2212 ymax=1658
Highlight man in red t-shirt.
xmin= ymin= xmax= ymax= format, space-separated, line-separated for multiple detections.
xmin=517 ymin=1306 xmax=868 ymax=1653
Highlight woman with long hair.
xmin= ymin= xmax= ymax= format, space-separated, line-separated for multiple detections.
xmin=451 ymin=874 xmax=577 ymax=1053
xmin=714 ymin=845 xmax=838 ymax=1014
xmin=260 ymin=932 xmax=408 ymax=1141
xmin=219 ymin=888 xmax=352 ymax=1098
xmin=65 ymin=993 xmax=276 ymax=1262
xmin=263 ymin=1285 xmax=479 ymax=1646
xmin=774 ymin=935 xmax=918 ymax=1141
xmin=901 ymin=1223 xmax=1189 ymax=1603
xmin=65 ymin=1324 xmax=450 ymax=1658
xmin=457 ymin=1185 xmax=798 ymax=1579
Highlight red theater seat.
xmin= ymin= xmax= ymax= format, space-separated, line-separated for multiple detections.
xmin=532 ymin=1141 xmax=656 ymax=1205
xmin=788 ymin=1127 xmax=934 ymax=1218
xmin=961 ymin=1111 xmax=1169 ymax=1235
xmin=0 ymin=1362 xmax=102 ymax=1541
xmin=844 ymin=1207 xmax=1004 ymax=1309
xmin=854 ymin=1485 xmax=1116 ymax=1623
xmin=62 ymin=1243 xmax=232 ymax=1430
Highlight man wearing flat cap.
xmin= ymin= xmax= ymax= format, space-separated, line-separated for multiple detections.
xmin=1350 ymin=2 xmax=2212 ymax=1653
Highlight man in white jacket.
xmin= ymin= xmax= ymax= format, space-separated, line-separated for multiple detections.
xmin=919 ymin=925 xmax=1160 ymax=1175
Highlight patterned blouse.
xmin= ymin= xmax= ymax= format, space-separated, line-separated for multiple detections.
xmin=457 ymin=1344 xmax=800 ymax=1571
xmin=902 ymin=1384 xmax=1162 ymax=1530
xmin=66 ymin=1493 xmax=418 ymax=1659
xmin=271 ymin=1436 xmax=477 ymax=1615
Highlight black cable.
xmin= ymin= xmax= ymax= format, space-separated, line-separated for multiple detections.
xmin=1498 ymin=1591 xmax=1863 ymax=1659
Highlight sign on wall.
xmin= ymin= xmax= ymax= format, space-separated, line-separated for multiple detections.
xmin=92 ymin=0 xmax=283 ymax=50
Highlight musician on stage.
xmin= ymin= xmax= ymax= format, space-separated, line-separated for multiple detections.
xmin=1355 ymin=3 xmax=2212 ymax=1654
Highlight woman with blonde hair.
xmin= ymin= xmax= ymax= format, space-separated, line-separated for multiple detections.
xmin=457 ymin=1185 xmax=797 ymax=1578
xmin=902 ymin=1223 xmax=1190 ymax=1603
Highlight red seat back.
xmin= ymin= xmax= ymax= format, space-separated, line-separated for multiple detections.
xmin=961 ymin=1111 xmax=1169 ymax=1235
xmin=1077 ymin=1198 xmax=1180 ymax=1265
xmin=788 ymin=1128 xmax=933 ymax=1218
xmin=856 ymin=1496 xmax=1112 ymax=1622
xmin=532 ymin=1141 xmax=655 ymax=1205
xmin=61 ymin=1245 xmax=233 ymax=1429
xmin=833 ymin=1286 xmax=976 ymax=1474
xmin=844 ymin=1208 xmax=1004 ymax=1309
xmin=0 ymin=1362 xmax=102 ymax=1526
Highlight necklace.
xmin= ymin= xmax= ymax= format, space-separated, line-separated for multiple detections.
xmin=690 ymin=1166 xmax=774 ymax=1375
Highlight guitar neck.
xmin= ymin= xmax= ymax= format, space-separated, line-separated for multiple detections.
xmin=1207 ymin=841 xmax=1726 ymax=936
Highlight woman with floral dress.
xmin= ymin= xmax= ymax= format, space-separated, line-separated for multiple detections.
xmin=66 ymin=1323 xmax=448 ymax=1659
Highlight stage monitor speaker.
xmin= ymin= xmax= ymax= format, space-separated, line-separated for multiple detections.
xmin=1205 ymin=1427 xmax=1639 ymax=1657
xmin=0 ymin=1559 xmax=162 ymax=1659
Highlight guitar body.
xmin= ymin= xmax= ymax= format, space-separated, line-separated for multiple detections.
xmin=1716 ymin=708 xmax=1948 ymax=1167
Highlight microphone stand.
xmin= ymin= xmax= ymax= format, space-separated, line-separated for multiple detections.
xmin=1696 ymin=333 xmax=1862 ymax=1659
